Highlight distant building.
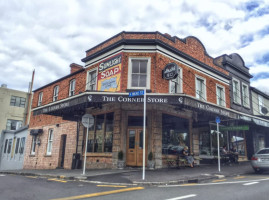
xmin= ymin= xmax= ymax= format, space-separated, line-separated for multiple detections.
xmin=0 ymin=84 xmax=30 ymax=133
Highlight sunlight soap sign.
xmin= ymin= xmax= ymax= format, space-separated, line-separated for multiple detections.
xmin=97 ymin=53 xmax=122 ymax=92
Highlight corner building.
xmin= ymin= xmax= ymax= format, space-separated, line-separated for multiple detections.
xmin=25 ymin=32 xmax=267 ymax=170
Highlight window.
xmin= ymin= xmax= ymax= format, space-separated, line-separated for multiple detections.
xmin=7 ymin=139 xmax=12 ymax=154
xmin=242 ymin=83 xmax=249 ymax=107
xmin=169 ymin=68 xmax=182 ymax=93
xmin=6 ymin=119 xmax=22 ymax=130
xmin=233 ymin=79 xmax=241 ymax=104
xmin=31 ymin=136 xmax=37 ymax=155
xmin=10 ymin=96 xmax=26 ymax=107
xmin=195 ymin=76 xmax=206 ymax=100
xmin=87 ymin=69 xmax=97 ymax=90
xmin=53 ymin=85 xmax=59 ymax=102
xmin=162 ymin=114 xmax=189 ymax=155
xmin=15 ymin=138 xmax=20 ymax=154
xmin=216 ymin=85 xmax=225 ymax=107
xmin=4 ymin=139 xmax=8 ymax=153
xmin=46 ymin=129 xmax=53 ymax=155
xmin=38 ymin=92 xmax=43 ymax=106
xmin=128 ymin=58 xmax=151 ymax=89
xmin=69 ymin=79 xmax=76 ymax=96
xmin=19 ymin=137 xmax=25 ymax=154
xmin=87 ymin=113 xmax=114 ymax=153
xmin=258 ymin=95 xmax=264 ymax=114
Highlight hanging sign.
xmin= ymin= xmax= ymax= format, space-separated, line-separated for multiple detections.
xmin=162 ymin=63 xmax=179 ymax=80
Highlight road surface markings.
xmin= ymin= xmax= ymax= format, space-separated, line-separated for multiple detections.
xmin=48 ymin=178 xmax=67 ymax=183
xmin=0 ymin=174 xmax=6 ymax=177
xmin=212 ymin=179 xmax=226 ymax=183
xmin=180 ymin=184 xmax=197 ymax=186
xmin=243 ymin=182 xmax=259 ymax=186
xmin=234 ymin=176 xmax=245 ymax=179
xmin=26 ymin=176 xmax=38 ymax=179
xmin=97 ymin=185 xmax=127 ymax=188
xmin=166 ymin=194 xmax=197 ymax=200
xmin=50 ymin=187 xmax=144 ymax=200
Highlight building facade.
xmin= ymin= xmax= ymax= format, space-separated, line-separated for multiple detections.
xmin=24 ymin=32 xmax=269 ymax=170
xmin=0 ymin=84 xmax=29 ymax=133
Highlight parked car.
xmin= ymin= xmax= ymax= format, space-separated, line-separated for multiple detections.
xmin=251 ymin=148 xmax=269 ymax=173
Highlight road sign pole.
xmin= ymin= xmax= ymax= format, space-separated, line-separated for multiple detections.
xmin=83 ymin=117 xmax=89 ymax=175
xmin=142 ymin=88 xmax=146 ymax=180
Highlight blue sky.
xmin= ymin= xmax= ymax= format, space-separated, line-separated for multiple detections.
xmin=0 ymin=0 xmax=269 ymax=93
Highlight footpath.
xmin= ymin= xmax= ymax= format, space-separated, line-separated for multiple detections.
xmin=0 ymin=161 xmax=254 ymax=186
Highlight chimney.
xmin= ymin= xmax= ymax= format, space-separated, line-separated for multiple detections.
xmin=70 ymin=63 xmax=83 ymax=74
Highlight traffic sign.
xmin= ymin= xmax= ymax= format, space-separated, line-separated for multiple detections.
xmin=129 ymin=90 xmax=144 ymax=97
xmin=216 ymin=116 xmax=220 ymax=124
xmin=82 ymin=114 xmax=94 ymax=128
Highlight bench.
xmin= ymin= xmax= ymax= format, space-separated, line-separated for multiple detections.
xmin=164 ymin=155 xmax=188 ymax=168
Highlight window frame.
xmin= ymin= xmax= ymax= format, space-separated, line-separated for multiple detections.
xmin=6 ymin=119 xmax=22 ymax=130
xmin=216 ymin=84 xmax=226 ymax=107
xmin=53 ymin=85 xmax=59 ymax=102
xmin=10 ymin=96 xmax=26 ymax=108
xmin=7 ymin=139 xmax=12 ymax=154
xmin=195 ymin=75 xmax=207 ymax=101
xmin=127 ymin=57 xmax=151 ymax=90
xmin=86 ymin=68 xmax=97 ymax=91
xmin=242 ymin=83 xmax=250 ymax=108
xmin=69 ymin=79 xmax=76 ymax=96
xmin=38 ymin=92 xmax=43 ymax=106
xmin=4 ymin=139 xmax=8 ymax=153
xmin=169 ymin=67 xmax=182 ymax=94
xmin=258 ymin=95 xmax=264 ymax=114
xmin=19 ymin=137 xmax=26 ymax=154
xmin=232 ymin=78 xmax=241 ymax=105
xmin=31 ymin=136 xmax=37 ymax=155
xmin=46 ymin=129 xmax=54 ymax=155
xmin=15 ymin=137 xmax=20 ymax=154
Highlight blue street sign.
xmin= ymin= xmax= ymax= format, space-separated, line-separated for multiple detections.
xmin=216 ymin=116 xmax=221 ymax=123
xmin=129 ymin=90 xmax=144 ymax=97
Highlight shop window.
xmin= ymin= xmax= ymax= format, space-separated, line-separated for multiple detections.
xmin=232 ymin=78 xmax=241 ymax=104
xmin=195 ymin=76 xmax=206 ymax=101
xmin=6 ymin=119 xmax=22 ymax=130
xmin=69 ymin=79 xmax=76 ymax=96
xmin=86 ymin=69 xmax=97 ymax=91
xmin=128 ymin=57 xmax=151 ymax=89
xmin=162 ymin=114 xmax=189 ymax=155
xmin=169 ymin=67 xmax=182 ymax=94
xmin=47 ymin=129 xmax=54 ymax=155
xmin=242 ymin=83 xmax=249 ymax=107
xmin=53 ymin=85 xmax=59 ymax=101
xmin=7 ymin=139 xmax=12 ymax=154
xmin=229 ymin=131 xmax=245 ymax=156
xmin=10 ymin=96 xmax=26 ymax=108
xmin=15 ymin=138 xmax=20 ymax=154
xmin=38 ymin=92 xmax=43 ymax=106
xmin=87 ymin=112 xmax=114 ymax=153
xmin=19 ymin=137 xmax=25 ymax=154
xmin=3 ymin=139 xmax=8 ymax=153
xmin=216 ymin=85 xmax=225 ymax=107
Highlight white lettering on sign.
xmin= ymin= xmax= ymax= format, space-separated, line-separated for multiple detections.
xmin=102 ymin=96 xmax=116 ymax=102
xmin=100 ymin=66 xmax=120 ymax=79
xmin=99 ymin=55 xmax=122 ymax=72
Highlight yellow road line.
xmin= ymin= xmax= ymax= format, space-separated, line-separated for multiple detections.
xmin=212 ymin=179 xmax=227 ymax=183
xmin=48 ymin=178 xmax=67 ymax=183
xmin=26 ymin=176 xmax=37 ymax=179
xmin=180 ymin=183 xmax=198 ymax=186
xmin=50 ymin=187 xmax=144 ymax=200
xmin=234 ymin=176 xmax=246 ymax=179
xmin=97 ymin=185 xmax=127 ymax=188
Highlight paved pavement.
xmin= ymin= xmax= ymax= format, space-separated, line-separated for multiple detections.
xmin=0 ymin=161 xmax=254 ymax=185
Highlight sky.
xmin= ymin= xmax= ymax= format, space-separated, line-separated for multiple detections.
xmin=0 ymin=0 xmax=269 ymax=93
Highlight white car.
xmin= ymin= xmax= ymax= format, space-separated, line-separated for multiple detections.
xmin=251 ymin=148 xmax=269 ymax=173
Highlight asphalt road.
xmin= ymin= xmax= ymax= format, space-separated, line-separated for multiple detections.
xmin=1 ymin=173 xmax=269 ymax=200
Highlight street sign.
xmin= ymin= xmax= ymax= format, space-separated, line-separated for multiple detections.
xmin=216 ymin=116 xmax=220 ymax=124
xmin=82 ymin=114 xmax=94 ymax=128
xmin=129 ymin=90 xmax=144 ymax=97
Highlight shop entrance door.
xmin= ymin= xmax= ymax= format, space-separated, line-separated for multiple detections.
xmin=126 ymin=129 xmax=146 ymax=167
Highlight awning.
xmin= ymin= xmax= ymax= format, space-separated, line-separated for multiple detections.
xmin=30 ymin=129 xmax=43 ymax=136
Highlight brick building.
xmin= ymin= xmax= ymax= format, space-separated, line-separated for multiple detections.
xmin=24 ymin=32 xmax=269 ymax=170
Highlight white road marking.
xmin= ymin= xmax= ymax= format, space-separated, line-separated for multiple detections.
xmin=0 ymin=174 xmax=6 ymax=177
xmin=243 ymin=182 xmax=259 ymax=186
xmin=166 ymin=194 xmax=197 ymax=200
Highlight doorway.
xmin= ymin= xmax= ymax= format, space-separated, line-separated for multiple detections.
xmin=126 ymin=129 xmax=147 ymax=166
xmin=58 ymin=135 xmax=66 ymax=168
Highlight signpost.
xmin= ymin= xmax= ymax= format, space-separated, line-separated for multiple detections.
xmin=216 ymin=116 xmax=221 ymax=172
xmin=81 ymin=114 xmax=94 ymax=175
xmin=129 ymin=90 xmax=146 ymax=180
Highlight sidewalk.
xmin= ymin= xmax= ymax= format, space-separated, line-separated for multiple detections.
xmin=0 ymin=161 xmax=254 ymax=186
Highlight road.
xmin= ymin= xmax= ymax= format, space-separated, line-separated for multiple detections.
xmin=1 ymin=173 xmax=269 ymax=200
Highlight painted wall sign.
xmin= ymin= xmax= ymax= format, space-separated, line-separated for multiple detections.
xmin=162 ymin=63 xmax=179 ymax=80
xmin=97 ymin=54 xmax=122 ymax=92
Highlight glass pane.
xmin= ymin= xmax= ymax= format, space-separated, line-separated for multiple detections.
xmin=132 ymin=60 xmax=139 ymax=73
xmin=129 ymin=130 xmax=135 ymax=149
xmin=87 ymin=130 xmax=94 ymax=152
xmin=140 ymin=61 xmax=147 ymax=73
xmin=139 ymin=131 xmax=143 ymax=149
xmin=19 ymin=137 xmax=25 ymax=154
xmin=104 ymin=113 xmax=114 ymax=152
xmin=132 ymin=74 xmax=139 ymax=87
xmin=94 ymin=114 xmax=104 ymax=152
xmin=15 ymin=138 xmax=20 ymax=154
xmin=139 ymin=75 xmax=147 ymax=87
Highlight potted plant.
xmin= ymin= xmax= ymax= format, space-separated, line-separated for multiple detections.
xmin=147 ymin=152 xmax=155 ymax=170
xmin=117 ymin=150 xmax=125 ymax=169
